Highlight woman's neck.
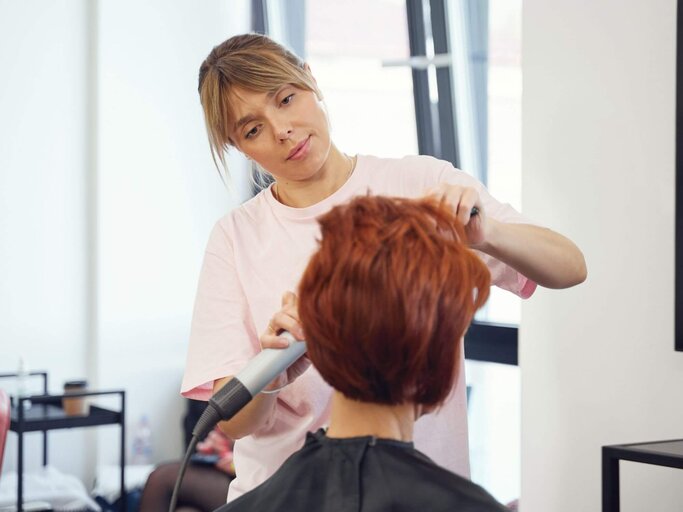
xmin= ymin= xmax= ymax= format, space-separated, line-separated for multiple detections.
xmin=273 ymin=145 xmax=355 ymax=208
xmin=325 ymin=392 xmax=417 ymax=443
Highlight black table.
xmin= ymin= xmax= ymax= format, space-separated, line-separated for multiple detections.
xmin=0 ymin=372 xmax=126 ymax=512
xmin=602 ymin=439 xmax=683 ymax=511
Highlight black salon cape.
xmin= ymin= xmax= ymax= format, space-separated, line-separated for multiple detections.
xmin=214 ymin=429 xmax=507 ymax=512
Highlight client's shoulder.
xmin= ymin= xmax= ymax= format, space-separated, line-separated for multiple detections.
xmin=216 ymin=432 xmax=327 ymax=512
xmin=372 ymin=443 xmax=509 ymax=512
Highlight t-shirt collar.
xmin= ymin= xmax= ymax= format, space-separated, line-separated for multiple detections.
xmin=264 ymin=154 xmax=366 ymax=220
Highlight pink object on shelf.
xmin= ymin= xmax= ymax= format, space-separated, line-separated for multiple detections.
xmin=0 ymin=390 xmax=9 ymax=475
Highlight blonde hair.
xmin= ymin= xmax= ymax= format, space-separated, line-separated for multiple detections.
xmin=198 ymin=33 xmax=321 ymax=181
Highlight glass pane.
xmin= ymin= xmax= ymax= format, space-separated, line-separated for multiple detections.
xmin=475 ymin=286 xmax=521 ymax=326
xmin=451 ymin=0 xmax=523 ymax=506
xmin=448 ymin=0 xmax=523 ymax=326
xmin=305 ymin=0 xmax=418 ymax=157
xmin=466 ymin=359 xmax=520 ymax=505
xmin=484 ymin=0 xmax=523 ymax=325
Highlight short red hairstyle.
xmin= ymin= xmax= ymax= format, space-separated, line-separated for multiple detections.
xmin=298 ymin=195 xmax=491 ymax=407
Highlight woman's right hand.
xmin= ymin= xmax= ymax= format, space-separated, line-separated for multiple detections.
xmin=259 ymin=291 xmax=310 ymax=389
xmin=212 ymin=292 xmax=308 ymax=438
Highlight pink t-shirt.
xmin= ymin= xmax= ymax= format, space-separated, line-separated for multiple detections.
xmin=181 ymin=154 xmax=536 ymax=502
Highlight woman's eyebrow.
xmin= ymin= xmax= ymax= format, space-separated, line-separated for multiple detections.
xmin=268 ymin=85 xmax=288 ymax=99
xmin=235 ymin=114 xmax=257 ymax=131
xmin=234 ymin=86 xmax=289 ymax=131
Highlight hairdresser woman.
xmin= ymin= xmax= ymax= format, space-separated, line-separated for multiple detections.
xmin=181 ymin=33 xmax=586 ymax=503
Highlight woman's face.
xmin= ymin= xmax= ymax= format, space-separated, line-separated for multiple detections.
xmin=229 ymin=84 xmax=332 ymax=183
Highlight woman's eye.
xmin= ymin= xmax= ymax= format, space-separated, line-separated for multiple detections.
xmin=281 ymin=94 xmax=294 ymax=105
xmin=245 ymin=126 xmax=259 ymax=139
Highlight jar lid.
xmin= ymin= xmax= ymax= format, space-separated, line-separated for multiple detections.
xmin=64 ymin=380 xmax=87 ymax=388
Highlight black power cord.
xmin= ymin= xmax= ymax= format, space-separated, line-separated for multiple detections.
xmin=168 ymin=379 xmax=253 ymax=512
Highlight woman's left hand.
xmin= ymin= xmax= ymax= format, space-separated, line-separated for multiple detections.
xmin=425 ymin=183 xmax=588 ymax=289
xmin=260 ymin=291 xmax=311 ymax=388
xmin=424 ymin=183 xmax=488 ymax=248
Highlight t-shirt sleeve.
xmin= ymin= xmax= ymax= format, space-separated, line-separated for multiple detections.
xmin=437 ymin=162 xmax=537 ymax=299
xmin=181 ymin=221 xmax=260 ymax=400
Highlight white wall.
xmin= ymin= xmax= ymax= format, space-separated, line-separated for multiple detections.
xmin=0 ymin=0 xmax=90 ymax=479
xmin=1 ymin=0 xmax=252 ymax=488
xmin=94 ymin=0 xmax=251 ymax=469
xmin=522 ymin=1 xmax=683 ymax=511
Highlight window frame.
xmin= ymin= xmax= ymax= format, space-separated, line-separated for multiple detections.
xmin=676 ymin=0 xmax=683 ymax=352
xmin=406 ymin=0 xmax=517 ymax=366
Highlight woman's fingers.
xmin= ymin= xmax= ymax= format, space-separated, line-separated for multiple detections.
xmin=269 ymin=309 xmax=305 ymax=340
xmin=259 ymin=291 xmax=305 ymax=352
xmin=281 ymin=290 xmax=297 ymax=309
xmin=260 ymin=331 xmax=292 ymax=349
xmin=456 ymin=188 xmax=480 ymax=225
xmin=425 ymin=185 xmax=480 ymax=224
xmin=424 ymin=184 xmax=487 ymax=247
xmin=254 ymin=291 xmax=310 ymax=387
xmin=279 ymin=291 xmax=305 ymax=338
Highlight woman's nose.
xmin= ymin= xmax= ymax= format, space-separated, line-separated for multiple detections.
xmin=277 ymin=127 xmax=293 ymax=142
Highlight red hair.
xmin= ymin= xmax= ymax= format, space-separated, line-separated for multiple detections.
xmin=298 ymin=195 xmax=490 ymax=407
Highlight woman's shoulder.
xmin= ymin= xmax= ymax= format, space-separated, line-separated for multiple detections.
xmin=361 ymin=153 xmax=449 ymax=173
xmin=215 ymin=189 xmax=272 ymax=230
xmin=205 ymin=190 xmax=273 ymax=252
xmin=358 ymin=154 xmax=464 ymax=195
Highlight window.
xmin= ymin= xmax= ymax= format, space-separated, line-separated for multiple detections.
xmin=306 ymin=0 xmax=418 ymax=157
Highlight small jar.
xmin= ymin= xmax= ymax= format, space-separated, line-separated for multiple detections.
xmin=63 ymin=380 xmax=88 ymax=416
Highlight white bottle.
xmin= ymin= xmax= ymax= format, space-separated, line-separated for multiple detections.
xmin=16 ymin=357 xmax=32 ymax=410
xmin=131 ymin=415 xmax=153 ymax=465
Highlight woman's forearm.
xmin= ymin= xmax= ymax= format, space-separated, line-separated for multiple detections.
xmin=478 ymin=219 xmax=587 ymax=289
xmin=213 ymin=376 xmax=279 ymax=440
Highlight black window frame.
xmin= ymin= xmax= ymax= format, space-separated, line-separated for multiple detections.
xmin=406 ymin=0 xmax=517 ymax=365
xmin=676 ymin=0 xmax=683 ymax=352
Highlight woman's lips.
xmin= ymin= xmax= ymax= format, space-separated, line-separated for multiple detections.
xmin=287 ymin=136 xmax=311 ymax=161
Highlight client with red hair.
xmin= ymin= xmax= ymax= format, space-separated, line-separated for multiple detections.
xmin=216 ymin=195 xmax=507 ymax=511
